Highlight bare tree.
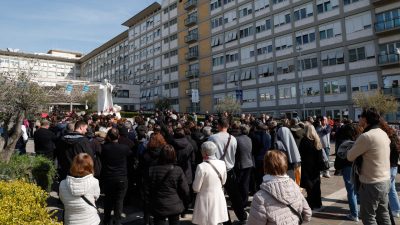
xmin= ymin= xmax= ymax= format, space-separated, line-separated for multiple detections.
xmin=0 ymin=66 xmax=48 ymax=162
xmin=353 ymin=90 xmax=398 ymax=116
xmin=215 ymin=96 xmax=242 ymax=115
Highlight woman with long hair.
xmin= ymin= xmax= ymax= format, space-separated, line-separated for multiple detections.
xmin=299 ymin=123 xmax=323 ymax=210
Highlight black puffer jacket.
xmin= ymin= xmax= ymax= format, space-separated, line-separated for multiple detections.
xmin=146 ymin=164 xmax=190 ymax=217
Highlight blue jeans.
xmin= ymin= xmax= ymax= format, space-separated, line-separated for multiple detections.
xmin=389 ymin=167 xmax=400 ymax=213
xmin=342 ymin=166 xmax=358 ymax=217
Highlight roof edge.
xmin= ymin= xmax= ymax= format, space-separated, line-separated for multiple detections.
xmin=122 ymin=2 xmax=161 ymax=27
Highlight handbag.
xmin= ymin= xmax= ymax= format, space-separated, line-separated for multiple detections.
xmin=318 ymin=149 xmax=330 ymax=171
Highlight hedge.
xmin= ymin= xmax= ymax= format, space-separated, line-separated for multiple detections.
xmin=0 ymin=180 xmax=61 ymax=225
xmin=0 ymin=154 xmax=56 ymax=192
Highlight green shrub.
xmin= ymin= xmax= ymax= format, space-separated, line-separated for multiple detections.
xmin=0 ymin=154 xmax=56 ymax=191
xmin=0 ymin=180 xmax=61 ymax=225
xmin=120 ymin=111 xmax=139 ymax=118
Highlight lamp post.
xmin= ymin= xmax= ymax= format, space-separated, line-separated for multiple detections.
xmin=297 ymin=46 xmax=306 ymax=120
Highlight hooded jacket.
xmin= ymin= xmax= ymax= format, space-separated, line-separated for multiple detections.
xmin=247 ymin=175 xmax=312 ymax=225
xmin=173 ymin=135 xmax=195 ymax=184
xmin=56 ymin=132 xmax=94 ymax=180
xmin=59 ymin=174 xmax=100 ymax=225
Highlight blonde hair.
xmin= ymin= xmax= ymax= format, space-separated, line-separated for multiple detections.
xmin=304 ymin=123 xmax=323 ymax=150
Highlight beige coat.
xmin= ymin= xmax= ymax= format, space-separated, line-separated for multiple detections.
xmin=247 ymin=175 xmax=312 ymax=225
xmin=192 ymin=159 xmax=228 ymax=225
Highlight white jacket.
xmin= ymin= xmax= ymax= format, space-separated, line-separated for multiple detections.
xmin=59 ymin=174 xmax=100 ymax=225
xmin=192 ymin=159 xmax=229 ymax=225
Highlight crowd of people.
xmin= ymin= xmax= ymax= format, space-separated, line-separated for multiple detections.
xmin=22 ymin=108 xmax=400 ymax=225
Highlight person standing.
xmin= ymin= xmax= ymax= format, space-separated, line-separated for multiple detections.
xmin=34 ymin=120 xmax=58 ymax=159
xmin=316 ymin=116 xmax=332 ymax=178
xmin=192 ymin=141 xmax=228 ymax=225
xmin=146 ymin=145 xmax=190 ymax=225
xmin=247 ymin=150 xmax=312 ymax=225
xmin=101 ymin=128 xmax=132 ymax=225
xmin=59 ymin=153 xmax=100 ymax=225
xmin=299 ymin=123 xmax=323 ymax=210
xmin=57 ymin=121 xmax=94 ymax=180
xmin=209 ymin=117 xmax=248 ymax=225
xmin=347 ymin=108 xmax=391 ymax=225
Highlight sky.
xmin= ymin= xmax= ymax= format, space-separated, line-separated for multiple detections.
xmin=0 ymin=0 xmax=160 ymax=54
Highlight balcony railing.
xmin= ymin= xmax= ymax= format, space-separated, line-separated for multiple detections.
xmin=185 ymin=51 xmax=199 ymax=60
xmin=184 ymin=0 xmax=197 ymax=10
xmin=383 ymin=87 xmax=400 ymax=98
xmin=375 ymin=17 xmax=400 ymax=33
xmin=185 ymin=33 xmax=198 ymax=43
xmin=378 ymin=53 xmax=400 ymax=65
xmin=185 ymin=69 xmax=199 ymax=78
xmin=184 ymin=16 xmax=198 ymax=27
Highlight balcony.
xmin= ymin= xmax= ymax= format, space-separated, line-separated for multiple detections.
xmin=375 ymin=17 xmax=400 ymax=34
xmin=185 ymin=51 xmax=199 ymax=60
xmin=378 ymin=53 xmax=400 ymax=66
xmin=184 ymin=0 xmax=197 ymax=10
xmin=184 ymin=16 xmax=198 ymax=27
xmin=383 ymin=87 xmax=400 ymax=98
xmin=185 ymin=69 xmax=199 ymax=78
xmin=185 ymin=33 xmax=198 ymax=43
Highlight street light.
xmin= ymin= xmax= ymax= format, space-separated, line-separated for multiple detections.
xmin=296 ymin=46 xmax=306 ymax=120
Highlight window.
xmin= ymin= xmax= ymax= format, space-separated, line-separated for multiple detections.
xmin=240 ymin=68 xmax=255 ymax=80
xmin=279 ymin=85 xmax=297 ymax=99
xmin=212 ymin=55 xmax=225 ymax=66
xmin=274 ymin=11 xmax=291 ymax=27
xmin=213 ymin=73 xmax=226 ymax=85
xmin=115 ymin=90 xmax=129 ymax=98
xmin=254 ymin=0 xmax=269 ymax=12
xmin=225 ymin=30 xmax=238 ymax=43
xmin=257 ymin=41 xmax=273 ymax=55
xmin=163 ymin=8 xmax=169 ymax=14
xmin=223 ymin=0 xmax=234 ymax=4
xmin=239 ymin=24 xmax=254 ymax=38
xmin=169 ymin=49 xmax=178 ymax=57
xmin=258 ymin=63 xmax=274 ymax=77
xmin=211 ymin=16 xmax=224 ymax=29
xmin=169 ymin=18 xmax=177 ymax=26
xmin=210 ymin=0 xmax=222 ymax=11
xmin=321 ymin=49 xmax=344 ymax=66
xmin=170 ymin=82 xmax=178 ymax=89
xmin=211 ymin=35 xmax=224 ymax=47
xmin=324 ymin=79 xmax=347 ymax=94
xmin=273 ymin=0 xmax=288 ymax=4
xmin=277 ymin=59 xmax=295 ymax=74
xmin=224 ymin=10 xmax=237 ymax=24
xmin=169 ymin=2 xmax=177 ymax=10
xmin=255 ymin=18 xmax=271 ymax=33
xmin=259 ymin=87 xmax=275 ymax=101
xmin=227 ymin=71 xmax=240 ymax=82
xmin=164 ymin=52 xmax=169 ymax=59
xmin=317 ymin=0 xmax=339 ymax=14
xmin=298 ymin=55 xmax=318 ymax=70
xmin=349 ymin=43 xmax=375 ymax=62
xmin=170 ymin=33 xmax=177 ymax=41
xmin=239 ymin=3 xmax=253 ymax=18
xmin=345 ymin=12 xmax=372 ymax=34
xmin=343 ymin=0 xmax=364 ymax=5
xmin=225 ymin=52 xmax=239 ymax=63
xmin=241 ymin=45 xmax=255 ymax=60
xmin=303 ymin=82 xmax=320 ymax=96
xmin=294 ymin=3 xmax=313 ymax=21
xmin=295 ymin=29 xmax=315 ymax=46
xmin=275 ymin=35 xmax=293 ymax=51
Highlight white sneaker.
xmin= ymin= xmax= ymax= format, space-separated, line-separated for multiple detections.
xmin=346 ymin=214 xmax=359 ymax=222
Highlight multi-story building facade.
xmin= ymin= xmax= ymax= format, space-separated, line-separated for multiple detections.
xmin=80 ymin=31 xmax=140 ymax=111
xmin=104 ymin=0 xmax=399 ymax=120
xmin=0 ymin=49 xmax=82 ymax=85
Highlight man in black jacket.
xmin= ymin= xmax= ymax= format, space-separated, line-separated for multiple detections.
xmin=34 ymin=120 xmax=58 ymax=159
xmin=102 ymin=128 xmax=132 ymax=225
xmin=56 ymin=120 xmax=94 ymax=180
